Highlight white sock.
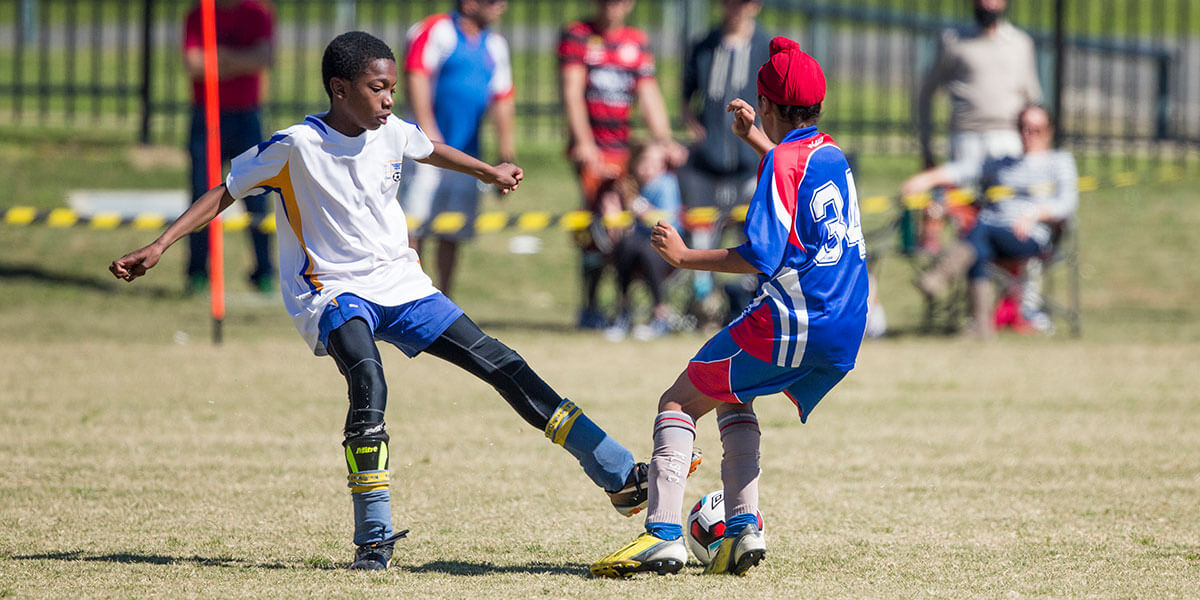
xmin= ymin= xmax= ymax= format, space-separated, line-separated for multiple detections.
xmin=718 ymin=407 xmax=760 ymax=521
xmin=645 ymin=410 xmax=696 ymax=528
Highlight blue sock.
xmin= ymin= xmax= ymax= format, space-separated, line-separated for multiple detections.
xmin=646 ymin=522 xmax=683 ymax=541
xmin=545 ymin=399 xmax=636 ymax=492
xmin=351 ymin=488 xmax=393 ymax=546
xmin=724 ymin=512 xmax=759 ymax=538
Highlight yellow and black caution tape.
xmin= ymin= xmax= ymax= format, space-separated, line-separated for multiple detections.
xmin=0 ymin=167 xmax=1184 ymax=235
xmin=1 ymin=208 xmax=278 ymax=233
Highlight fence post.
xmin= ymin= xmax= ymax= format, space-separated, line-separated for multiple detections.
xmin=1155 ymin=53 xmax=1171 ymax=140
xmin=139 ymin=0 xmax=154 ymax=145
xmin=1052 ymin=0 xmax=1065 ymax=146
xmin=336 ymin=0 xmax=357 ymax=30
xmin=19 ymin=0 xmax=37 ymax=45
xmin=682 ymin=0 xmax=708 ymax=49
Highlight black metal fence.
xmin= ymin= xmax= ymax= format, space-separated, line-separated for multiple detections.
xmin=2 ymin=0 xmax=1197 ymax=168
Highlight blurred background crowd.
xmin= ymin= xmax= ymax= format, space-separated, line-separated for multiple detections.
xmin=2 ymin=0 xmax=1197 ymax=340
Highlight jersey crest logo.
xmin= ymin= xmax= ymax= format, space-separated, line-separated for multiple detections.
xmin=585 ymin=36 xmax=605 ymax=63
xmin=616 ymin=42 xmax=640 ymax=66
xmin=389 ymin=161 xmax=403 ymax=182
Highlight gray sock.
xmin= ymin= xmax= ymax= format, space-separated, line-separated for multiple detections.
xmin=645 ymin=410 xmax=696 ymax=527
xmin=718 ymin=407 xmax=761 ymax=520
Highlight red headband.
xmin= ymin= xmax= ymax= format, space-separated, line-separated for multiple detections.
xmin=756 ymin=37 xmax=825 ymax=107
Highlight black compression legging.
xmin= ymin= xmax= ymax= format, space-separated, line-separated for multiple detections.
xmin=326 ymin=318 xmax=388 ymax=435
xmin=423 ymin=315 xmax=561 ymax=430
xmin=326 ymin=314 xmax=561 ymax=433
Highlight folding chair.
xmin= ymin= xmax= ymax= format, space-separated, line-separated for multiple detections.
xmin=985 ymin=218 xmax=1081 ymax=337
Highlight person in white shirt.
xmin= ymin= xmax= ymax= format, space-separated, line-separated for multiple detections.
xmin=109 ymin=31 xmax=687 ymax=572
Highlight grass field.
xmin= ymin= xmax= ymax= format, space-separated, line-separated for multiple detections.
xmin=1 ymin=135 xmax=1199 ymax=598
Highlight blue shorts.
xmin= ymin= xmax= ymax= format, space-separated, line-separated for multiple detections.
xmin=686 ymin=327 xmax=847 ymax=423
xmin=317 ymin=292 xmax=464 ymax=358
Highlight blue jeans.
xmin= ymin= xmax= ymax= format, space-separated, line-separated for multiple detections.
xmin=186 ymin=107 xmax=274 ymax=283
xmin=965 ymin=221 xmax=1046 ymax=280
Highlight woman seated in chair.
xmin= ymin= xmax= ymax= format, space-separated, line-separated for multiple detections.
xmin=899 ymin=104 xmax=1077 ymax=338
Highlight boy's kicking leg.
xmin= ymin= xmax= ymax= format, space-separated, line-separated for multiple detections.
xmin=421 ymin=314 xmax=699 ymax=513
xmin=591 ymin=371 xmax=721 ymax=578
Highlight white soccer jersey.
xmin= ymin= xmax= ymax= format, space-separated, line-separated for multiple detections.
xmin=225 ymin=114 xmax=437 ymax=355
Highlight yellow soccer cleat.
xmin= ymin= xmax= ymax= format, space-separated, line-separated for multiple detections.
xmin=703 ymin=523 xmax=765 ymax=576
xmin=590 ymin=533 xmax=688 ymax=578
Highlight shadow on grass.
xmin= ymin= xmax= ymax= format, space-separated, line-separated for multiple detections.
xmin=9 ymin=552 xmax=591 ymax=575
xmin=9 ymin=550 xmax=291 ymax=570
xmin=0 ymin=263 xmax=116 ymax=292
xmin=0 ymin=262 xmax=178 ymax=299
xmin=402 ymin=559 xmax=588 ymax=577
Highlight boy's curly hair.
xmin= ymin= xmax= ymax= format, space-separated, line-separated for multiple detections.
xmin=321 ymin=31 xmax=395 ymax=98
xmin=777 ymin=101 xmax=822 ymax=128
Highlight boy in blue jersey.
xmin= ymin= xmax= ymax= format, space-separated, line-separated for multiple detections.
xmin=591 ymin=37 xmax=869 ymax=578
xmin=402 ymin=0 xmax=516 ymax=297
xmin=110 ymin=31 xmax=696 ymax=572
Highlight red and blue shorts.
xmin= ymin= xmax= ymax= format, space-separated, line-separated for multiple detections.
xmin=686 ymin=327 xmax=847 ymax=423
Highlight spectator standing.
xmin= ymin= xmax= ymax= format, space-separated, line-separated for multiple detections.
xmin=558 ymin=0 xmax=686 ymax=330
xmin=402 ymin=0 xmax=515 ymax=298
xmin=917 ymin=0 xmax=1042 ymax=169
xmin=913 ymin=0 xmax=1042 ymax=259
xmin=901 ymin=105 xmax=1077 ymax=338
xmin=182 ymin=0 xmax=275 ymax=295
xmin=679 ymin=0 xmax=770 ymax=324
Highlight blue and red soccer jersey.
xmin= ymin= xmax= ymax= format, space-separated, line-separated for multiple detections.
xmin=687 ymin=126 xmax=868 ymax=418
xmin=405 ymin=13 xmax=514 ymax=157
xmin=731 ymin=126 xmax=869 ymax=371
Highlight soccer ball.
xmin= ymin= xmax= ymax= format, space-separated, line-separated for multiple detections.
xmin=685 ymin=489 xmax=764 ymax=565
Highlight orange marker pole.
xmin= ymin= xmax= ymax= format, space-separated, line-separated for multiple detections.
xmin=200 ymin=0 xmax=225 ymax=344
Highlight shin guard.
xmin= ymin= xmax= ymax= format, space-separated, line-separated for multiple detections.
xmin=344 ymin=424 xmax=393 ymax=545
xmin=344 ymin=425 xmax=390 ymax=493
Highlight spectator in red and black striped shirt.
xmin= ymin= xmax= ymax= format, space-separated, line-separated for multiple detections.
xmin=559 ymin=0 xmax=687 ymax=330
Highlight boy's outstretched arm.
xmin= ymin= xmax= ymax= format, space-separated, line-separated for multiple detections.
xmin=727 ymin=98 xmax=774 ymax=158
xmin=417 ymin=142 xmax=523 ymax=194
xmin=109 ymin=185 xmax=236 ymax=282
xmin=650 ymin=220 xmax=759 ymax=274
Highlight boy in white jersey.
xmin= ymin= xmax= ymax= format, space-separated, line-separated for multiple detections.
xmin=110 ymin=31 xmax=698 ymax=571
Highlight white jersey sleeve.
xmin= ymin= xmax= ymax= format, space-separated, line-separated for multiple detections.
xmin=395 ymin=116 xmax=435 ymax=160
xmin=486 ymin=34 xmax=514 ymax=101
xmin=226 ymin=133 xmax=293 ymax=199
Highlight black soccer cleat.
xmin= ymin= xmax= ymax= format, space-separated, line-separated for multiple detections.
xmin=609 ymin=449 xmax=703 ymax=517
xmin=349 ymin=529 xmax=408 ymax=570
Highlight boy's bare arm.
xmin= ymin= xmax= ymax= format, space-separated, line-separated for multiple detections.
xmin=727 ymin=98 xmax=774 ymax=158
xmin=561 ymin=63 xmax=600 ymax=169
xmin=636 ymin=78 xmax=688 ymax=166
xmin=417 ymin=142 xmax=524 ymax=194
xmin=110 ymin=185 xmax=236 ymax=281
xmin=650 ymin=221 xmax=759 ymax=274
